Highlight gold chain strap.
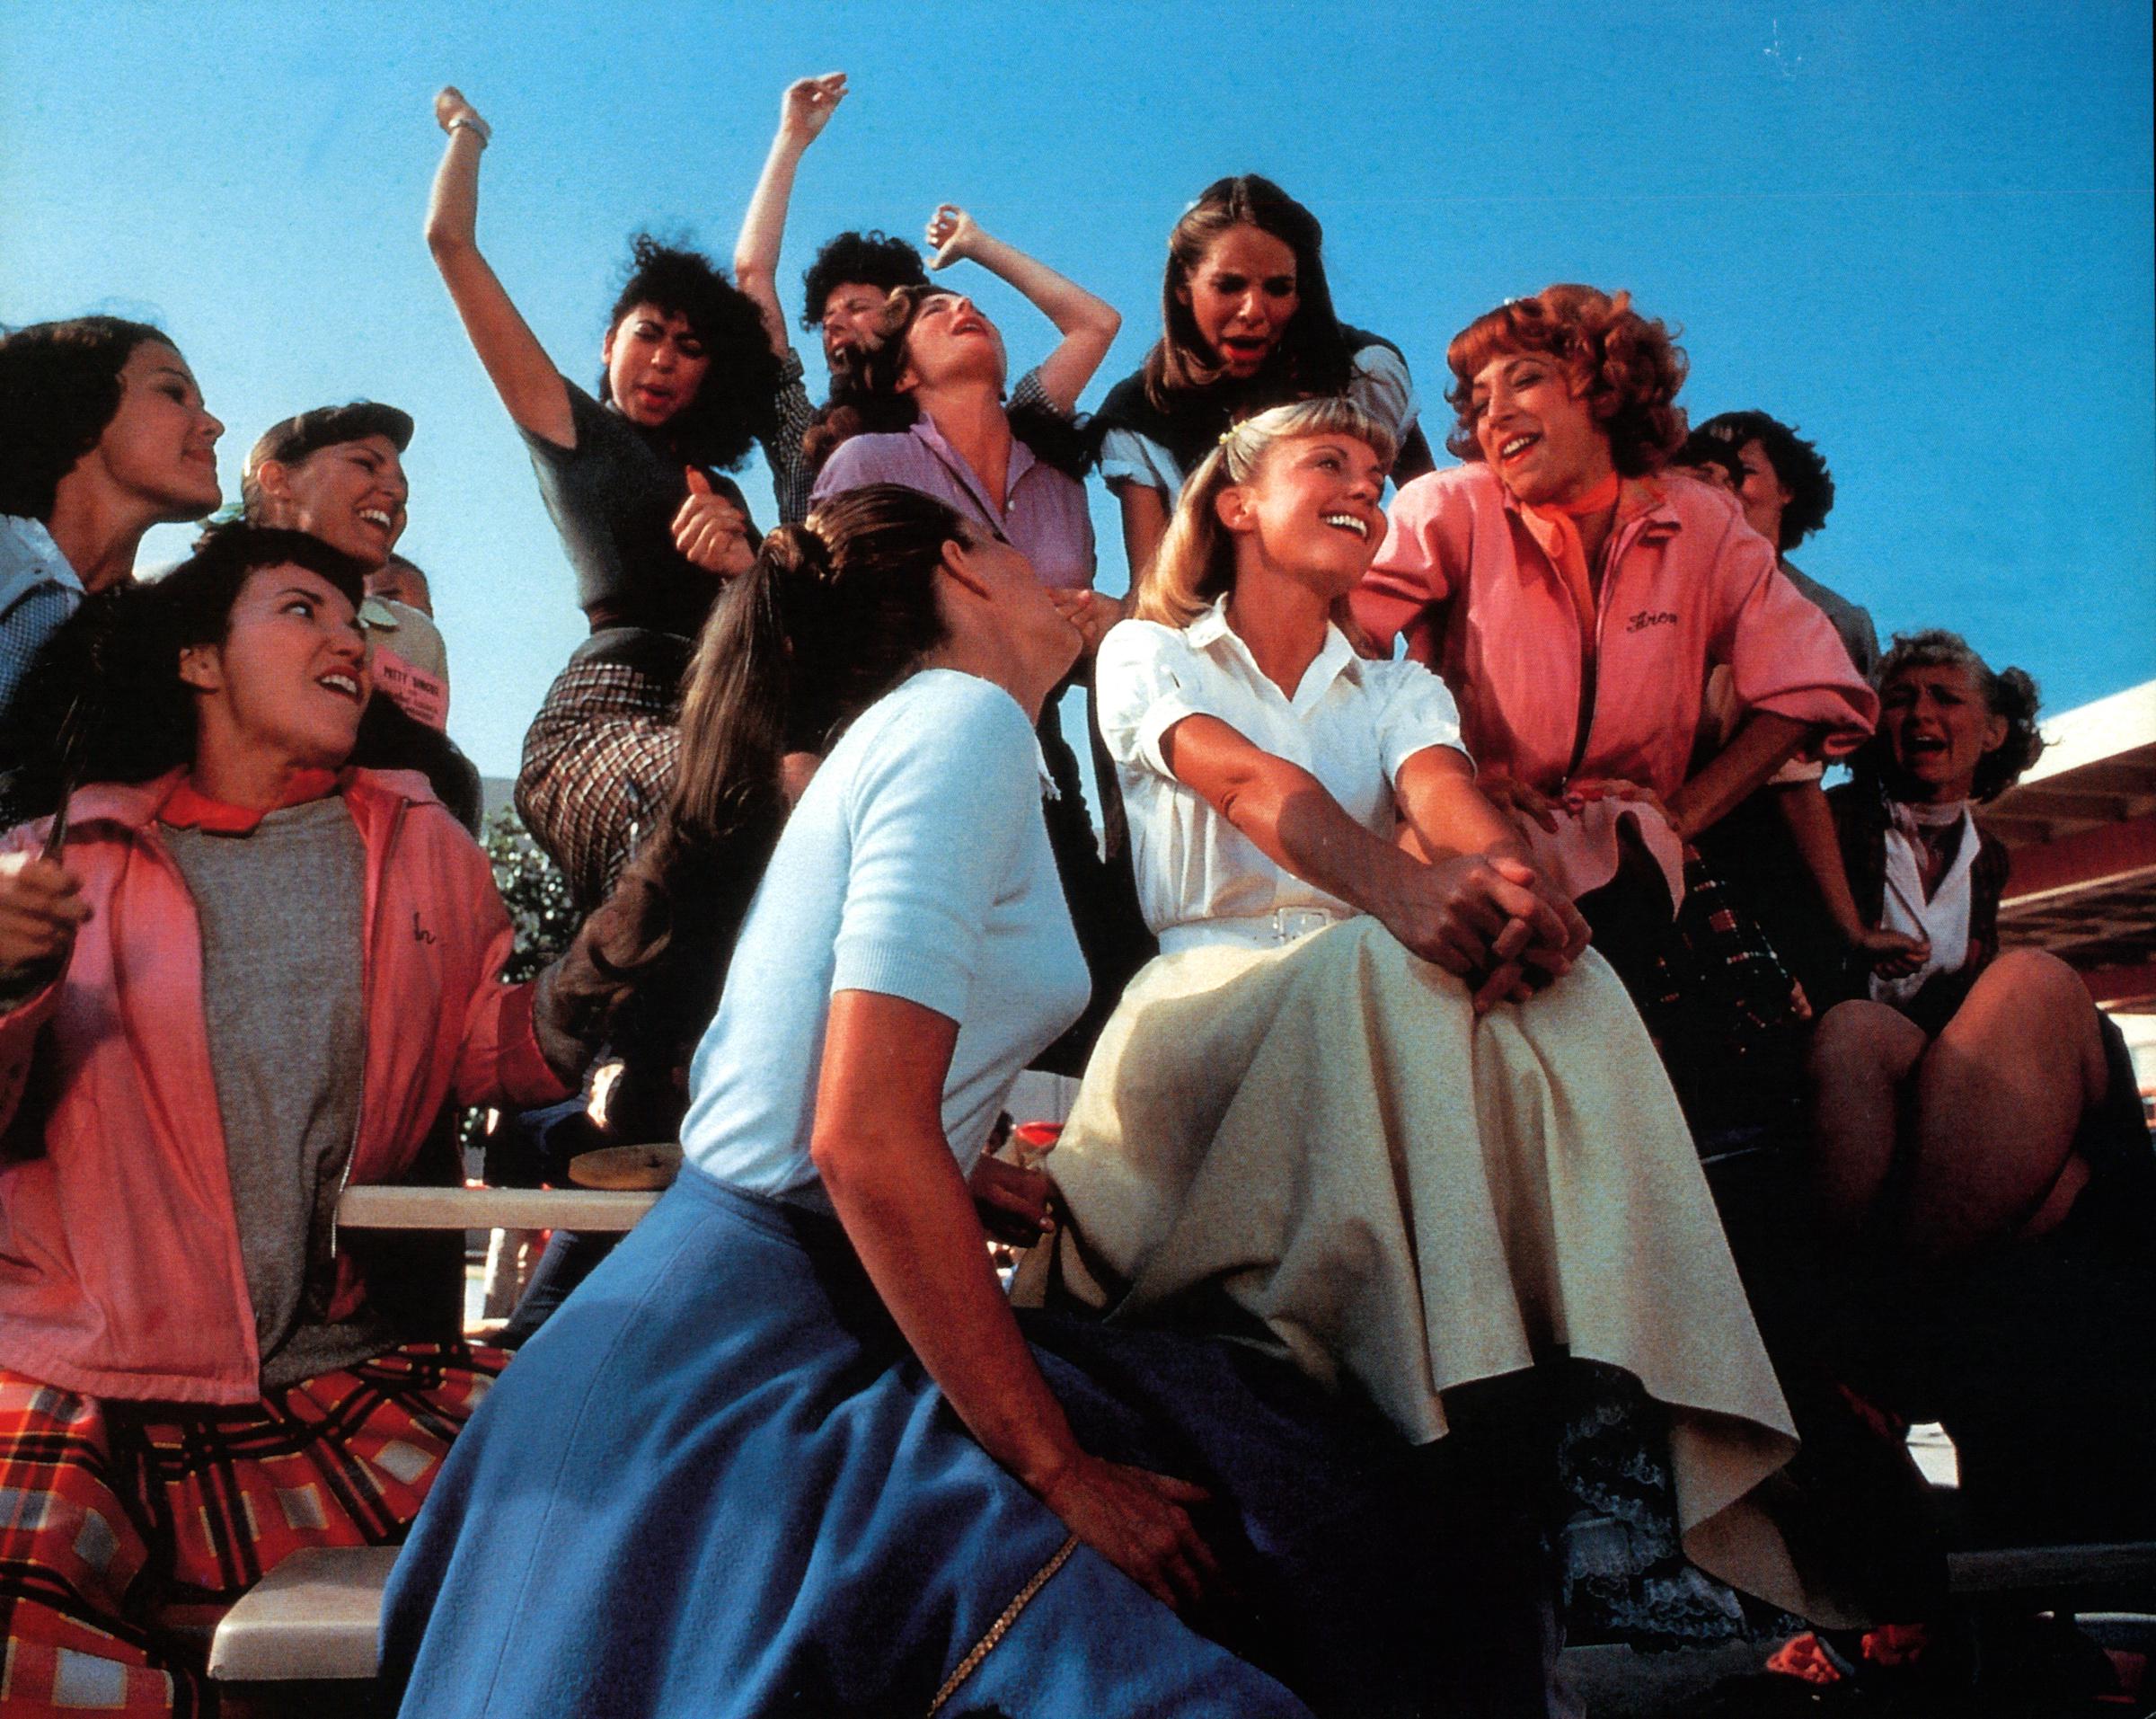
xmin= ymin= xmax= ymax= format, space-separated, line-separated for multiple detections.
xmin=924 ymin=1535 xmax=1079 ymax=1716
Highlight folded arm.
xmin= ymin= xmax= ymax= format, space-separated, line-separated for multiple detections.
xmin=1668 ymin=711 xmax=1810 ymax=842
xmin=1160 ymin=714 xmax=1577 ymax=1003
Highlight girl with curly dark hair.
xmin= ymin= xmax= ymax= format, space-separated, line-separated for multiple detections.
xmin=0 ymin=316 xmax=224 ymax=716
xmin=730 ymin=73 xmax=1120 ymax=529
xmin=1354 ymin=285 xmax=1876 ymax=1096
xmin=424 ymin=85 xmax=785 ymax=909
xmin=1093 ymin=175 xmax=1436 ymax=583
xmin=1807 ymin=631 xmax=2155 ymax=1539
xmin=0 ymin=525 xmax=583 ymax=1708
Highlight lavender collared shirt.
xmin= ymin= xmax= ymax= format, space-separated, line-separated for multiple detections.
xmin=810 ymin=415 xmax=1095 ymax=590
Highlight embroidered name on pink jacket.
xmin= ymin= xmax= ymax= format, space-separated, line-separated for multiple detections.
xmin=1353 ymin=464 xmax=1877 ymax=904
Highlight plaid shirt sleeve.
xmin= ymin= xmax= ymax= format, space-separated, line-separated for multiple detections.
xmin=1006 ymin=364 xmax=1068 ymax=422
xmin=763 ymin=350 xmax=818 ymax=527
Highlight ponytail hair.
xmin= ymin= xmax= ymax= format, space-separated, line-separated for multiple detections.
xmin=553 ymin=484 xmax=965 ymax=1068
xmin=1137 ymin=396 xmax=1394 ymax=629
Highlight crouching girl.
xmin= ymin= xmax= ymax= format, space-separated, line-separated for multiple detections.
xmin=0 ymin=526 xmax=581 ymax=1714
xmin=1807 ymin=630 xmax=2156 ymax=1537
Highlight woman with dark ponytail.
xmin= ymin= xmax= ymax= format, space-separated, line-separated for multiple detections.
xmin=384 ymin=484 xmax=1480 ymax=1719
xmin=552 ymin=498 xmax=959 ymax=1143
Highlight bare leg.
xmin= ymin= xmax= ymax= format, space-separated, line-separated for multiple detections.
xmin=1904 ymin=951 xmax=2106 ymax=1264
xmin=1807 ymin=999 xmax=1929 ymax=1234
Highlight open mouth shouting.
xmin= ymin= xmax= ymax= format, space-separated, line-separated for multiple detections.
xmin=1895 ymin=731 xmax=1952 ymax=772
xmin=318 ymin=669 xmax=366 ymax=704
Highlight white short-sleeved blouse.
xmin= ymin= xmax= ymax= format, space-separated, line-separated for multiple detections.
xmin=1095 ymin=600 xmax=1468 ymax=945
xmin=679 ymin=669 xmax=1089 ymax=1203
xmin=1097 ymin=344 xmax=1421 ymax=500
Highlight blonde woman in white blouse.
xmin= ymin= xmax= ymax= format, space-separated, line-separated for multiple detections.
xmin=1021 ymin=399 xmax=1846 ymax=1634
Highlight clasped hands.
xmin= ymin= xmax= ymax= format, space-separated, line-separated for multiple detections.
xmin=1374 ymin=846 xmax=1589 ymax=1014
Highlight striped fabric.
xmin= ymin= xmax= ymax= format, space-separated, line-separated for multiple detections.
xmin=0 ymin=1344 xmax=502 ymax=1715
xmin=765 ymin=352 xmax=818 ymax=527
xmin=515 ymin=652 xmax=681 ymax=911
xmin=1646 ymin=849 xmax=1809 ymax=1041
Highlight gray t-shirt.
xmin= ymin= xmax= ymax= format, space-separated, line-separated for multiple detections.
xmin=522 ymin=377 xmax=745 ymax=641
xmin=1780 ymin=557 xmax=1879 ymax=681
xmin=164 ymin=796 xmax=398 ymax=1390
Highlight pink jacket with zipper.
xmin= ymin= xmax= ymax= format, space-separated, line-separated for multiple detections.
xmin=0 ymin=768 xmax=572 ymax=1405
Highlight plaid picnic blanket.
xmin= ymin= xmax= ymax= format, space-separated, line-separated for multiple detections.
xmin=0 ymin=1342 xmax=502 ymax=1715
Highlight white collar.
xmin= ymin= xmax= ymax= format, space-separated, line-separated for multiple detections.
xmin=1187 ymin=594 xmax=1361 ymax=715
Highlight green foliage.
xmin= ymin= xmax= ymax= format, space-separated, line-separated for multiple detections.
xmin=463 ymin=809 xmax=579 ymax=1162
xmin=482 ymin=806 xmax=578 ymax=984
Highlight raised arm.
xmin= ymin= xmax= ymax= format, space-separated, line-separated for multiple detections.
xmin=732 ymin=73 xmax=848 ymax=360
xmin=1160 ymin=713 xmax=1575 ymax=1004
xmin=925 ymin=205 xmax=1120 ymax=417
xmin=424 ymin=87 xmax=574 ymax=448
xmin=811 ymin=990 xmax=1219 ymax=1611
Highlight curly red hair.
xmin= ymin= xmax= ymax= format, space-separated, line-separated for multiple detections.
xmin=1444 ymin=285 xmax=1688 ymax=477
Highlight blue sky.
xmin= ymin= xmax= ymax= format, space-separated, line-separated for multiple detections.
xmin=4 ymin=2 xmax=2151 ymax=778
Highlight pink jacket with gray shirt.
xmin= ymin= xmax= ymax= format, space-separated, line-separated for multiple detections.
xmin=0 ymin=769 xmax=571 ymax=1404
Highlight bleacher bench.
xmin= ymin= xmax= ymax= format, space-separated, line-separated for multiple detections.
xmin=204 ymin=1184 xmax=657 ymax=1688
xmin=334 ymin=1183 xmax=658 ymax=1233
xmin=208 ymin=1546 xmax=398 ymax=1683
xmin=208 ymin=1183 xmax=2154 ymax=1689
xmin=211 ymin=1541 xmax=2156 ymax=1689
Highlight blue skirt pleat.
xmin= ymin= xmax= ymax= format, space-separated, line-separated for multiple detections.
xmin=380 ymin=1170 xmax=1463 ymax=1717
